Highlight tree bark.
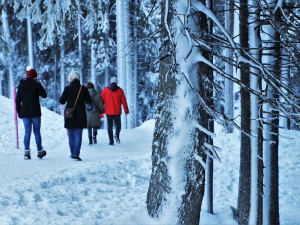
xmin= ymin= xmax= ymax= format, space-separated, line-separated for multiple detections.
xmin=248 ymin=1 xmax=263 ymax=224
xmin=237 ymin=1 xmax=251 ymax=224
xmin=262 ymin=2 xmax=280 ymax=225
xmin=224 ymin=0 xmax=235 ymax=133
xmin=147 ymin=1 xmax=208 ymax=224
xmin=2 ymin=6 xmax=15 ymax=98
xmin=205 ymin=0 xmax=214 ymax=215
xmin=116 ymin=0 xmax=127 ymax=127
xmin=124 ymin=0 xmax=134 ymax=128
xmin=27 ymin=12 xmax=34 ymax=67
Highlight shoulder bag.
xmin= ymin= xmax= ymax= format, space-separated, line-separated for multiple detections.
xmin=64 ymin=85 xmax=82 ymax=119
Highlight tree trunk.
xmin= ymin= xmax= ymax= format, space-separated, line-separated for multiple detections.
xmin=262 ymin=2 xmax=280 ymax=223
xmin=224 ymin=0 xmax=234 ymax=133
xmin=133 ymin=0 xmax=139 ymax=127
xmin=91 ymin=40 xmax=96 ymax=85
xmin=124 ymin=0 xmax=134 ymax=128
xmin=2 ymin=7 xmax=15 ymax=98
xmin=116 ymin=0 xmax=127 ymax=127
xmin=27 ymin=12 xmax=34 ymax=67
xmin=147 ymin=1 xmax=208 ymax=224
xmin=205 ymin=0 xmax=214 ymax=215
xmin=76 ymin=0 xmax=83 ymax=83
xmin=237 ymin=1 xmax=251 ymax=224
xmin=248 ymin=1 xmax=263 ymax=224
xmin=60 ymin=38 xmax=65 ymax=94
xmin=104 ymin=1 xmax=110 ymax=88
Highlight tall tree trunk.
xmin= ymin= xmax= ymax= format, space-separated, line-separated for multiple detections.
xmin=76 ymin=0 xmax=83 ymax=83
xmin=124 ymin=0 xmax=134 ymax=128
xmin=104 ymin=1 xmax=110 ymax=88
xmin=116 ymin=0 xmax=127 ymax=127
xmin=91 ymin=40 xmax=96 ymax=85
xmin=237 ymin=1 xmax=251 ymax=224
xmin=147 ymin=1 xmax=208 ymax=224
xmin=133 ymin=0 xmax=139 ymax=127
xmin=224 ymin=0 xmax=234 ymax=133
xmin=60 ymin=38 xmax=65 ymax=94
xmin=2 ymin=7 xmax=14 ymax=98
xmin=205 ymin=0 xmax=214 ymax=214
xmin=280 ymin=52 xmax=290 ymax=130
xmin=248 ymin=1 xmax=263 ymax=224
xmin=262 ymin=2 xmax=280 ymax=224
xmin=27 ymin=12 xmax=34 ymax=67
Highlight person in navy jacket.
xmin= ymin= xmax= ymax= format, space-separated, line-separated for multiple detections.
xmin=16 ymin=66 xmax=47 ymax=160
xmin=101 ymin=77 xmax=129 ymax=145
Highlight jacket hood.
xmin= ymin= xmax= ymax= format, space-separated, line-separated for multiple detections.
xmin=108 ymin=84 xmax=120 ymax=92
xmin=88 ymin=88 xmax=97 ymax=97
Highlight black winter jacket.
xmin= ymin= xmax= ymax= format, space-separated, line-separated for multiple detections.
xmin=16 ymin=78 xmax=47 ymax=118
xmin=59 ymin=79 xmax=91 ymax=129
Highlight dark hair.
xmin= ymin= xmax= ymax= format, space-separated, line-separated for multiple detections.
xmin=86 ymin=82 xmax=94 ymax=89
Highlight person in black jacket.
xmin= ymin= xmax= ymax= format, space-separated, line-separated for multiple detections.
xmin=16 ymin=66 xmax=47 ymax=160
xmin=59 ymin=71 xmax=91 ymax=161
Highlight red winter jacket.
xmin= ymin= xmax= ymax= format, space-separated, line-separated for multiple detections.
xmin=101 ymin=84 xmax=129 ymax=115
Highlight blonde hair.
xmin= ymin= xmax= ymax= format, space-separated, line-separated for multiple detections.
xmin=68 ymin=71 xmax=80 ymax=83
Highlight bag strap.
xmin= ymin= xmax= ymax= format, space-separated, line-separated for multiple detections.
xmin=73 ymin=85 xmax=82 ymax=110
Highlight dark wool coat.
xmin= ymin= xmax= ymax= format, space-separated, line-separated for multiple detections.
xmin=59 ymin=79 xmax=91 ymax=129
xmin=16 ymin=78 xmax=47 ymax=118
xmin=86 ymin=88 xmax=104 ymax=128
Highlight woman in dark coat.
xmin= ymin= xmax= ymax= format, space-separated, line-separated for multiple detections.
xmin=59 ymin=71 xmax=91 ymax=161
xmin=16 ymin=66 xmax=47 ymax=160
xmin=86 ymin=82 xmax=104 ymax=145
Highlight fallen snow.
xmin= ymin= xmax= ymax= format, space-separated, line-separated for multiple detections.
xmin=0 ymin=96 xmax=299 ymax=225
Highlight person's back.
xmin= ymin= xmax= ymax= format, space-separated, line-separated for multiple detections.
xmin=16 ymin=78 xmax=47 ymax=118
xmin=101 ymin=84 xmax=128 ymax=115
xmin=59 ymin=71 xmax=91 ymax=161
xmin=101 ymin=77 xmax=129 ymax=145
xmin=86 ymin=82 xmax=104 ymax=145
xmin=16 ymin=66 xmax=47 ymax=160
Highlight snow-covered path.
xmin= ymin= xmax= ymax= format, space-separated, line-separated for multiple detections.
xmin=0 ymin=96 xmax=153 ymax=224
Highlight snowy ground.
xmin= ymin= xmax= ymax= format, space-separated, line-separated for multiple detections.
xmin=0 ymin=95 xmax=299 ymax=225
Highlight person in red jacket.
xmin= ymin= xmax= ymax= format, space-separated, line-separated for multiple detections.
xmin=101 ymin=77 xmax=129 ymax=145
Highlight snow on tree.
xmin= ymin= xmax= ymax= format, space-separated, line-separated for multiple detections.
xmin=147 ymin=1 xmax=217 ymax=223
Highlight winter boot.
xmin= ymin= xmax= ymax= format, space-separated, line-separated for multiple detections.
xmin=114 ymin=135 xmax=120 ymax=144
xmin=24 ymin=150 xmax=31 ymax=160
xmin=73 ymin=156 xmax=82 ymax=161
xmin=89 ymin=136 xmax=93 ymax=146
xmin=93 ymin=136 xmax=97 ymax=144
xmin=38 ymin=149 xmax=47 ymax=159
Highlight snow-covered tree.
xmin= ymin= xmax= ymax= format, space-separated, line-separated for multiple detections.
xmin=224 ymin=0 xmax=234 ymax=133
xmin=248 ymin=1 xmax=263 ymax=224
xmin=237 ymin=1 xmax=251 ymax=224
xmin=147 ymin=1 xmax=216 ymax=223
xmin=1 ymin=4 xmax=15 ymax=98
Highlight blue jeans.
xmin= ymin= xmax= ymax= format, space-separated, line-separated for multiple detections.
xmin=22 ymin=117 xmax=42 ymax=151
xmin=68 ymin=129 xmax=83 ymax=157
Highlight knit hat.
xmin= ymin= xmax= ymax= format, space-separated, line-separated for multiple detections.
xmin=26 ymin=66 xmax=37 ymax=79
xmin=110 ymin=77 xmax=118 ymax=84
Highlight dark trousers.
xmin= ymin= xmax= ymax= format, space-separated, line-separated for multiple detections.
xmin=107 ymin=115 xmax=121 ymax=144
xmin=87 ymin=127 xmax=98 ymax=138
